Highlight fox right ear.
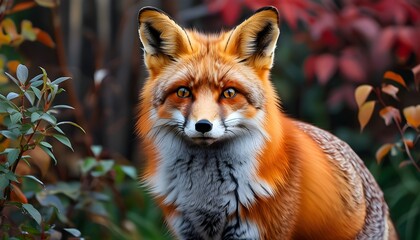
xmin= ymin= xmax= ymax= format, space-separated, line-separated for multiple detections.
xmin=138 ymin=7 xmax=193 ymax=74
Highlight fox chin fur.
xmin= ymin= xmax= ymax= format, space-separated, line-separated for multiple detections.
xmin=136 ymin=6 xmax=398 ymax=240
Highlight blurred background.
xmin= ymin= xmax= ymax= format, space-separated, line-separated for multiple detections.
xmin=0 ymin=0 xmax=419 ymax=239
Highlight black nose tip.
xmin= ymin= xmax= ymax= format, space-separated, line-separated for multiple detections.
xmin=195 ymin=119 xmax=213 ymax=134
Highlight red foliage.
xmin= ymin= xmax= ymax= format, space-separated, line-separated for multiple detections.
xmin=207 ymin=0 xmax=420 ymax=106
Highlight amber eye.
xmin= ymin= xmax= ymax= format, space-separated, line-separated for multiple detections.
xmin=176 ymin=87 xmax=191 ymax=98
xmin=222 ymin=88 xmax=236 ymax=99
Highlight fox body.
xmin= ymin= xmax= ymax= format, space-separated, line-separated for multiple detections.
xmin=137 ymin=6 xmax=397 ymax=240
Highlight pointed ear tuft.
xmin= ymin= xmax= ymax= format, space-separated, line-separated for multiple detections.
xmin=224 ymin=6 xmax=280 ymax=70
xmin=138 ymin=7 xmax=193 ymax=61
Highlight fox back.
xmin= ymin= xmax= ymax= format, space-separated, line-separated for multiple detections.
xmin=136 ymin=6 xmax=397 ymax=240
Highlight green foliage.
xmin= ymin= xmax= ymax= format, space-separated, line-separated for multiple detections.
xmin=0 ymin=64 xmax=81 ymax=238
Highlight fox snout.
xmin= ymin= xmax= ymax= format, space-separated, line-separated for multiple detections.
xmin=195 ymin=119 xmax=213 ymax=133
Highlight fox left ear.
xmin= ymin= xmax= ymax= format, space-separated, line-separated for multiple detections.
xmin=224 ymin=6 xmax=280 ymax=70
xmin=138 ymin=7 xmax=193 ymax=75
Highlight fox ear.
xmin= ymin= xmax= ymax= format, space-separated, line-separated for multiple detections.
xmin=224 ymin=6 xmax=280 ymax=70
xmin=138 ymin=7 xmax=193 ymax=73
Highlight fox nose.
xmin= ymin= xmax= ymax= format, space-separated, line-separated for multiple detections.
xmin=195 ymin=119 xmax=213 ymax=134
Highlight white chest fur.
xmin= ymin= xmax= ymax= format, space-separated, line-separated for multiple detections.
xmin=144 ymin=130 xmax=273 ymax=239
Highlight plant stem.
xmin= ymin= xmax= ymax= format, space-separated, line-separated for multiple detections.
xmin=375 ymin=88 xmax=420 ymax=171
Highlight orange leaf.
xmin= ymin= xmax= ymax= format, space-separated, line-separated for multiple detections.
xmin=383 ymin=71 xmax=407 ymax=88
xmin=381 ymin=84 xmax=399 ymax=100
xmin=358 ymin=101 xmax=376 ymax=131
xmin=355 ymin=85 xmax=373 ymax=108
xmin=6 ymin=60 xmax=20 ymax=74
xmin=379 ymin=106 xmax=401 ymax=126
xmin=35 ymin=0 xmax=57 ymax=8
xmin=35 ymin=28 xmax=55 ymax=48
xmin=1 ymin=18 xmax=19 ymax=39
xmin=403 ymin=139 xmax=414 ymax=149
xmin=376 ymin=143 xmax=394 ymax=163
xmin=10 ymin=184 xmax=28 ymax=204
xmin=403 ymin=105 xmax=420 ymax=128
xmin=7 ymin=1 xmax=37 ymax=14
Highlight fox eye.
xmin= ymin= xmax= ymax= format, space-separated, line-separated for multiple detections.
xmin=177 ymin=87 xmax=191 ymax=98
xmin=222 ymin=88 xmax=236 ymax=99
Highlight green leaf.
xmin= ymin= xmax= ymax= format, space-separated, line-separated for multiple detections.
xmin=91 ymin=160 xmax=114 ymax=177
xmin=24 ymin=91 xmax=35 ymax=105
xmin=52 ymin=134 xmax=73 ymax=151
xmin=51 ymin=77 xmax=70 ymax=85
xmin=0 ymin=176 xmax=9 ymax=198
xmin=9 ymin=112 xmax=22 ymax=124
xmin=23 ymin=175 xmax=44 ymax=186
xmin=5 ymin=171 xmax=19 ymax=182
xmin=81 ymin=157 xmax=97 ymax=174
xmin=39 ymin=145 xmax=57 ymax=165
xmin=53 ymin=126 xmax=64 ymax=134
xmin=4 ymin=72 xmax=19 ymax=86
xmin=63 ymin=228 xmax=81 ymax=237
xmin=52 ymin=104 xmax=74 ymax=110
xmin=39 ymin=141 xmax=52 ymax=149
xmin=6 ymin=148 xmax=20 ymax=165
xmin=91 ymin=145 xmax=102 ymax=157
xmin=0 ymin=130 xmax=19 ymax=139
xmin=29 ymin=73 xmax=43 ymax=83
xmin=121 ymin=166 xmax=137 ymax=179
xmin=22 ymin=203 xmax=42 ymax=225
xmin=40 ymin=113 xmax=57 ymax=125
xmin=30 ymin=80 xmax=43 ymax=88
xmin=6 ymin=92 xmax=19 ymax=101
xmin=30 ymin=86 xmax=42 ymax=100
xmin=17 ymin=64 xmax=28 ymax=84
xmin=56 ymin=121 xmax=86 ymax=134
xmin=31 ymin=112 xmax=42 ymax=123
xmin=87 ymin=202 xmax=108 ymax=216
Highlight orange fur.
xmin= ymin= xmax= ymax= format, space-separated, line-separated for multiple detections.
xmin=137 ymin=6 xmax=397 ymax=240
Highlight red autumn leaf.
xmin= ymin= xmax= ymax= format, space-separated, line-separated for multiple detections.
xmin=351 ymin=17 xmax=380 ymax=42
xmin=220 ymin=0 xmax=242 ymax=26
xmin=303 ymin=55 xmax=316 ymax=80
xmin=339 ymin=56 xmax=366 ymax=82
xmin=399 ymin=27 xmax=417 ymax=51
xmin=381 ymin=84 xmax=399 ymax=100
xmin=278 ymin=0 xmax=314 ymax=30
xmin=315 ymin=54 xmax=337 ymax=85
xmin=244 ymin=0 xmax=277 ymax=10
xmin=377 ymin=27 xmax=396 ymax=55
xmin=395 ymin=40 xmax=412 ymax=63
xmin=379 ymin=106 xmax=401 ymax=126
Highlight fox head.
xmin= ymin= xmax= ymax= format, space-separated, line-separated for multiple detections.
xmin=137 ymin=6 xmax=280 ymax=146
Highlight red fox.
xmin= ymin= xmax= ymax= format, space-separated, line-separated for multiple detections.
xmin=136 ymin=6 xmax=397 ymax=240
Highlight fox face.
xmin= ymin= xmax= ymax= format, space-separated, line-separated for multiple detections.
xmin=138 ymin=7 xmax=280 ymax=147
